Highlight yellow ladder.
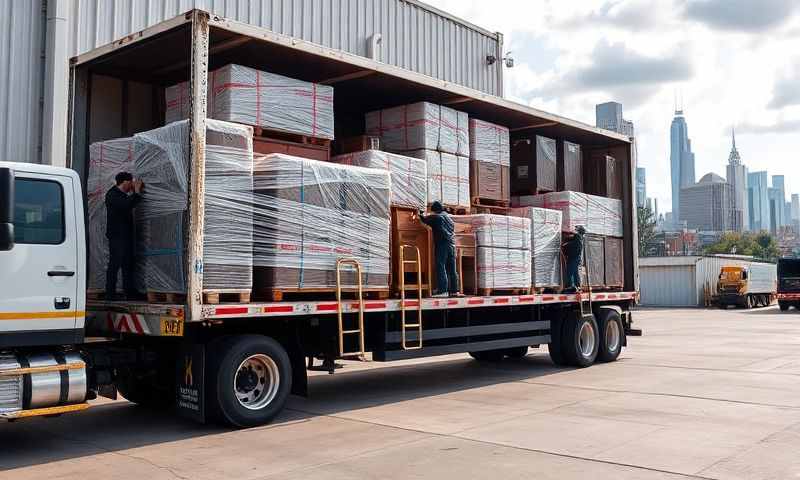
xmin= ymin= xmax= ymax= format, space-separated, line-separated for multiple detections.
xmin=399 ymin=244 xmax=423 ymax=350
xmin=336 ymin=258 xmax=366 ymax=359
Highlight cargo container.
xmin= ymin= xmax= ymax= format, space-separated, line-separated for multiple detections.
xmin=0 ymin=10 xmax=637 ymax=427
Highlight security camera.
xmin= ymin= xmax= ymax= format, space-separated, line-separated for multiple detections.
xmin=504 ymin=52 xmax=514 ymax=68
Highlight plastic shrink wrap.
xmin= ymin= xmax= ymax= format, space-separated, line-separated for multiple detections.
xmin=407 ymin=150 xmax=469 ymax=209
xmin=476 ymin=247 xmax=532 ymax=290
xmin=453 ymin=214 xmax=530 ymax=250
xmin=365 ymin=102 xmax=468 ymax=155
xmin=252 ymin=154 xmax=391 ymax=291
xmin=133 ymin=119 xmax=254 ymax=294
xmin=509 ymin=207 xmax=563 ymax=288
xmin=468 ymin=119 xmax=510 ymax=166
xmin=514 ymin=191 xmax=623 ymax=237
xmin=454 ymin=214 xmax=532 ymax=290
xmin=87 ymin=137 xmax=135 ymax=292
xmin=331 ymin=150 xmax=427 ymax=210
xmin=165 ymin=64 xmax=334 ymax=139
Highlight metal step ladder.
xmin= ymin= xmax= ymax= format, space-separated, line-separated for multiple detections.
xmin=399 ymin=244 xmax=423 ymax=350
xmin=336 ymin=258 xmax=365 ymax=360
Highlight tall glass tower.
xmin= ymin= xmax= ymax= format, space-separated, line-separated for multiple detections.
xmin=670 ymin=110 xmax=695 ymax=226
xmin=725 ymin=128 xmax=748 ymax=232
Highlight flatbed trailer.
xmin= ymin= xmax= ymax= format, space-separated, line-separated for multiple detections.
xmin=0 ymin=9 xmax=638 ymax=427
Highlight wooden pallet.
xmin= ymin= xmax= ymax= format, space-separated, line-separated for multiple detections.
xmin=470 ymin=204 xmax=509 ymax=215
xmin=472 ymin=197 xmax=510 ymax=208
xmin=478 ymin=287 xmax=531 ymax=297
xmin=256 ymin=287 xmax=391 ymax=303
xmin=146 ymin=291 xmax=187 ymax=304
xmin=203 ymin=290 xmax=252 ymax=305
xmin=253 ymin=126 xmax=332 ymax=148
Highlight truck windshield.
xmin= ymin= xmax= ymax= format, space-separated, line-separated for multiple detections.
xmin=720 ymin=270 xmax=741 ymax=281
xmin=778 ymin=259 xmax=800 ymax=277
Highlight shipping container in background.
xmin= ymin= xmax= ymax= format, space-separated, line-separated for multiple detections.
xmin=0 ymin=0 xmax=503 ymax=166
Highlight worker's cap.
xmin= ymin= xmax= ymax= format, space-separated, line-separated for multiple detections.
xmin=575 ymin=225 xmax=586 ymax=234
xmin=115 ymin=171 xmax=133 ymax=184
xmin=431 ymin=201 xmax=444 ymax=213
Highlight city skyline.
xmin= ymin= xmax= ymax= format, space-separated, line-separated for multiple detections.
xmin=426 ymin=1 xmax=800 ymax=214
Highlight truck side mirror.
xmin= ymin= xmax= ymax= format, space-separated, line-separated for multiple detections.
xmin=0 ymin=167 xmax=14 ymax=251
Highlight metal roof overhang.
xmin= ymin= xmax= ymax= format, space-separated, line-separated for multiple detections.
xmin=71 ymin=10 xmax=630 ymax=148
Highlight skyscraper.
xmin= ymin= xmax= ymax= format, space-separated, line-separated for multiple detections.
xmin=748 ymin=171 xmax=770 ymax=231
xmin=670 ymin=110 xmax=695 ymax=225
xmin=679 ymin=173 xmax=733 ymax=232
xmin=636 ymin=167 xmax=647 ymax=207
xmin=596 ymin=102 xmax=635 ymax=137
xmin=725 ymin=128 xmax=748 ymax=232
xmin=792 ymin=194 xmax=800 ymax=229
xmin=772 ymin=175 xmax=787 ymax=228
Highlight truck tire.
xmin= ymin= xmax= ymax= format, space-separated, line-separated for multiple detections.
xmin=548 ymin=316 xmax=568 ymax=366
xmin=561 ymin=313 xmax=599 ymax=368
xmin=469 ymin=350 xmax=505 ymax=362
xmin=208 ymin=335 xmax=292 ymax=428
xmin=745 ymin=295 xmax=752 ymax=309
xmin=504 ymin=346 xmax=529 ymax=359
xmin=596 ymin=309 xmax=624 ymax=363
xmin=779 ymin=301 xmax=789 ymax=311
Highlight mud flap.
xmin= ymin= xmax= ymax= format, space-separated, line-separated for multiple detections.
xmin=176 ymin=342 xmax=206 ymax=423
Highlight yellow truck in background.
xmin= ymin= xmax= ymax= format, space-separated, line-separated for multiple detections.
xmin=717 ymin=264 xmax=777 ymax=309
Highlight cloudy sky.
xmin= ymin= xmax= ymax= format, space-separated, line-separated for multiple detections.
xmin=427 ymin=0 xmax=800 ymax=215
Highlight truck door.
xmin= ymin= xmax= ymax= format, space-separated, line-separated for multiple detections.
xmin=0 ymin=171 xmax=80 ymax=347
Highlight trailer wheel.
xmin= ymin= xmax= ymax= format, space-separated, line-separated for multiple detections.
xmin=548 ymin=315 xmax=568 ymax=366
xmin=504 ymin=346 xmax=529 ymax=359
xmin=208 ymin=335 xmax=292 ymax=428
xmin=745 ymin=295 xmax=753 ymax=309
xmin=562 ymin=313 xmax=599 ymax=367
xmin=596 ymin=309 xmax=624 ymax=363
xmin=469 ymin=350 xmax=505 ymax=362
xmin=779 ymin=301 xmax=789 ymax=311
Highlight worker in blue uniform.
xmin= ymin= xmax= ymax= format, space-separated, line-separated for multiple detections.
xmin=562 ymin=225 xmax=586 ymax=293
xmin=418 ymin=201 xmax=461 ymax=297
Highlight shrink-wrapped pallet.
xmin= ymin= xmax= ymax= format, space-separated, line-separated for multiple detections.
xmin=407 ymin=150 xmax=469 ymax=209
xmin=468 ymin=119 xmax=510 ymax=166
xmin=252 ymin=154 xmax=391 ymax=291
xmin=87 ymin=137 xmax=135 ymax=292
xmin=514 ymin=191 xmax=623 ymax=237
xmin=476 ymin=247 xmax=532 ymax=290
xmin=453 ymin=214 xmax=531 ymax=250
xmin=365 ymin=102 xmax=468 ymax=155
xmin=133 ymin=119 xmax=254 ymax=294
xmin=509 ymin=207 xmax=562 ymax=288
xmin=331 ymin=149 xmax=427 ymax=210
xmin=165 ymin=64 xmax=334 ymax=139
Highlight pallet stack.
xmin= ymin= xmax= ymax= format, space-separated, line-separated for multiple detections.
xmin=509 ymin=207 xmax=563 ymax=290
xmin=251 ymin=154 xmax=391 ymax=301
xmin=469 ymin=119 xmax=511 ymax=211
xmin=366 ymin=102 xmax=470 ymax=211
xmin=510 ymin=134 xmax=557 ymax=196
xmin=453 ymin=214 xmax=531 ymax=295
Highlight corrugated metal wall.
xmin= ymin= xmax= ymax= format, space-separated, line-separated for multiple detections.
xmin=67 ymin=0 xmax=502 ymax=94
xmin=3 ymin=0 xmax=502 ymax=164
xmin=640 ymin=263 xmax=697 ymax=307
xmin=0 ymin=0 xmax=45 ymax=163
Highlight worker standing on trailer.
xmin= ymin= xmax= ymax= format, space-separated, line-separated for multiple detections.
xmin=562 ymin=225 xmax=586 ymax=294
xmin=105 ymin=172 xmax=144 ymax=300
xmin=419 ymin=201 xmax=461 ymax=298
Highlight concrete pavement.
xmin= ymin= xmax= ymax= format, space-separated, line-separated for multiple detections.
xmin=3 ymin=306 xmax=800 ymax=479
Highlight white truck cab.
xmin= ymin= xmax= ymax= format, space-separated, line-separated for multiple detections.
xmin=0 ymin=161 xmax=86 ymax=347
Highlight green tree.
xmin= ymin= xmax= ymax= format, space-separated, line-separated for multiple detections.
xmin=703 ymin=231 xmax=779 ymax=262
xmin=637 ymin=206 xmax=657 ymax=256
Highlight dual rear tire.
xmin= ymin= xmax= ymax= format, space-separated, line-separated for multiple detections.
xmin=549 ymin=308 xmax=623 ymax=367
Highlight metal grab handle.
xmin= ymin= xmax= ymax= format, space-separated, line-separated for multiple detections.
xmin=399 ymin=244 xmax=423 ymax=350
xmin=336 ymin=258 xmax=365 ymax=358
xmin=48 ymin=270 xmax=75 ymax=277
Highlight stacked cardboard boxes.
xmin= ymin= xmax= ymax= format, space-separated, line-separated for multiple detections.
xmin=331 ymin=150 xmax=427 ymax=211
xmin=509 ymin=207 xmax=563 ymax=289
xmin=469 ymin=119 xmax=510 ymax=205
xmin=511 ymin=135 xmax=557 ymax=195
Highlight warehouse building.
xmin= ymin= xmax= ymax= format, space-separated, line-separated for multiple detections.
xmin=0 ymin=0 xmax=504 ymax=167
xmin=639 ymin=255 xmax=769 ymax=307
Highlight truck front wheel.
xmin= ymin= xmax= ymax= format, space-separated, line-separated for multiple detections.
xmin=208 ymin=335 xmax=292 ymax=428
xmin=779 ymin=301 xmax=789 ymax=311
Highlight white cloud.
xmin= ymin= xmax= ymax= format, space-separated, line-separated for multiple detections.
xmin=426 ymin=0 xmax=800 ymax=213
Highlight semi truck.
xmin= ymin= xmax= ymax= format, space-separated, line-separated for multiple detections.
xmin=778 ymin=258 xmax=800 ymax=311
xmin=0 ymin=10 xmax=639 ymax=427
xmin=716 ymin=263 xmax=777 ymax=309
